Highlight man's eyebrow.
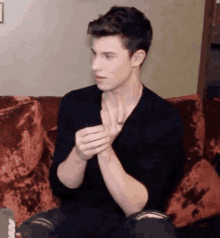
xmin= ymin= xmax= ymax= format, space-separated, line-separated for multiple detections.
xmin=91 ymin=48 xmax=117 ymax=55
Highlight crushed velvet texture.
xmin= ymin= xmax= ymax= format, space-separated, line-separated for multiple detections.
xmin=167 ymin=93 xmax=205 ymax=172
xmin=0 ymin=100 xmax=43 ymax=182
xmin=0 ymin=96 xmax=30 ymax=111
xmin=3 ymin=158 xmax=60 ymax=227
xmin=0 ymin=99 xmax=60 ymax=227
xmin=203 ymin=96 xmax=220 ymax=163
xmin=46 ymin=127 xmax=58 ymax=152
xmin=30 ymin=97 xmax=61 ymax=132
xmin=166 ymin=159 xmax=220 ymax=228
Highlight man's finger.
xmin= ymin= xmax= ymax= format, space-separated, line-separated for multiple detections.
xmin=100 ymin=109 xmax=110 ymax=130
xmin=117 ymin=96 xmax=125 ymax=124
xmin=102 ymin=94 xmax=112 ymax=128
xmin=105 ymin=98 xmax=118 ymax=131
xmin=101 ymin=97 xmax=110 ymax=129
xmin=82 ymin=130 xmax=110 ymax=144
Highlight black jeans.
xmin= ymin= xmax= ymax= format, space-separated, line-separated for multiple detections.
xmin=16 ymin=208 xmax=177 ymax=238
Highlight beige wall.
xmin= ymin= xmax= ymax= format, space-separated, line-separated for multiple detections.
xmin=1 ymin=0 xmax=205 ymax=98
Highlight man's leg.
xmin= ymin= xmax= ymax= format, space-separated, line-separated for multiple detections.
xmin=108 ymin=210 xmax=177 ymax=238
xmin=16 ymin=208 xmax=66 ymax=238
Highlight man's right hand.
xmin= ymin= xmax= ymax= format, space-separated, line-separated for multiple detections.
xmin=75 ymin=125 xmax=110 ymax=161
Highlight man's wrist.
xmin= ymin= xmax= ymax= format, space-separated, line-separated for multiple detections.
xmin=98 ymin=145 xmax=114 ymax=162
xmin=71 ymin=147 xmax=88 ymax=164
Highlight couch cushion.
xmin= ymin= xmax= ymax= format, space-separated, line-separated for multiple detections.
xmin=166 ymin=159 xmax=220 ymax=228
xmin=167 ymin=93 xmax=205 ymax=173
xmin=30 ymin=97 xmax=62 ymax=132
xmin=2 ymin=153 xmax=60 ymax=227
xmin=203 ymin=96 xmax=220 ymax=162
xmin=0 ymin=96 xmax=30 ymax=111
xmin=0 ymin=100 xmax=44 ymax=182
xmin=0 ymin=99 xmax=57 ymax=226
xmin=1 ymin=132 xmax=61 ymax=227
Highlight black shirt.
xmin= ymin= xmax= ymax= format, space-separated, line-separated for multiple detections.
xmin=49 ymin=83 xmax=186 ymax=217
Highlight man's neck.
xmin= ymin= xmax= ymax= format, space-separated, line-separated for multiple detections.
xmin=105 ymin=70 xmax=143 ymax=108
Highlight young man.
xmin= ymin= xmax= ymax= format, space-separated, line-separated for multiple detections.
xmin=17 ymin=5 xmax=185 ymax=238
xmin=48 ymin=5 xmax=186 ymax=238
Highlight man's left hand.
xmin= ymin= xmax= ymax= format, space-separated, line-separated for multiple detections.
xmin=100 ymin=92 xmax=126 ymax=146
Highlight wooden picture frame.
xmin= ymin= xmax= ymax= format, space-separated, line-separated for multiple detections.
xmin=0 ymin=2 xmax=4 ymax=24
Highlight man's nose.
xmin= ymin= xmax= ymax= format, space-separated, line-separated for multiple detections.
xmin=92 ymin=55 xmax=102 ymax=72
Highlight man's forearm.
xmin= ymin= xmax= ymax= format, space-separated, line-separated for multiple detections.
xmin=97 ymin=147 xmax=148 ymax=217
xmin=57 ymin=146 xmax=87 ymax=189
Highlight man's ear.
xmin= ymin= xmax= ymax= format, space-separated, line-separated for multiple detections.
xmin=132 ymin=50 xmax=146 ymax=67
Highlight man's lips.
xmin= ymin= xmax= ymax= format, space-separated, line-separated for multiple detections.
xmin=95 ymin=76 xmax=106 ymax=81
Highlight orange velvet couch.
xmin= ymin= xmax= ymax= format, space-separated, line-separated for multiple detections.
xmin=0 ymin=90 xmax=219 ymax=230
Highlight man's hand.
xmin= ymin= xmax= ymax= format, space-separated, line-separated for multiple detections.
xmin=75 ymin=125 xmax=110 ymax=160
xmin=100 ymin=92 xmax=126 ymax=146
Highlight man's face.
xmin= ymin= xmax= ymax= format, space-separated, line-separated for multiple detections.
xmin=91 ymin=35 xmax=134 ymax=92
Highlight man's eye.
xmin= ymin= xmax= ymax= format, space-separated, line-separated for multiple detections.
xmin=105 ymin=55 xmax=113 ymax=59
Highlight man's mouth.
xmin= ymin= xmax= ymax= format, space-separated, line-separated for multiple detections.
xmin=96 ymin=76 xmax=106 ymax=81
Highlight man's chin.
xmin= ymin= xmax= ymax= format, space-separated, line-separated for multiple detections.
xmin=96 ymin=81 xmax=123 ymax=94
xmin=96 ymin=83 xmax=112 ymax=92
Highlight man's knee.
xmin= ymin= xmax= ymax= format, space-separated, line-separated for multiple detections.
xmin=16 ymin=208 xmax=65 ymax=238
xmin=128 ymin=210 xmax=170 ymax=221
xmin=126 ymin=210 xmax=177 ymax=238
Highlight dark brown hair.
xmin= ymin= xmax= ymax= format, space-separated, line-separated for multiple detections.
xmin=87 ymin=5 xmax=153 ymax=67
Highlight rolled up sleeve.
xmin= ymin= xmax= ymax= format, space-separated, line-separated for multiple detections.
xmin=49 ymin=93 xmax=87 ymax=199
